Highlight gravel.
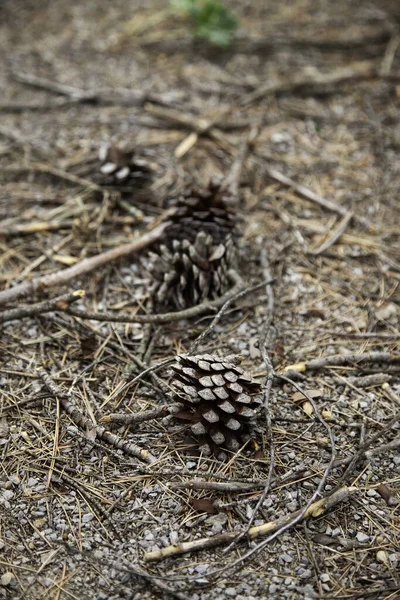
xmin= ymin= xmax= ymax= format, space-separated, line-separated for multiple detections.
xmin=1 ymin=0 xmax=400 ymax=598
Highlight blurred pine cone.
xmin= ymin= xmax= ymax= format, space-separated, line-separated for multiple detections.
xmin=168 ymin=178 xmax=238 ymax=244
xmin=148 ymin=231 xmax=236 ymax=310
xmin=147 ymin=178 xmax=240 ymax=310
xmin=97 ymin=143 xmax=151 ymax=186
xmin=171 ymin=354 xmax=263 ymax=460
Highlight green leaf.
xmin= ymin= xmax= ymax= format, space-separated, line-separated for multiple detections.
xmin=170 ymin=0 xmax=238 ymax=47
xmin=171 ymin=0 xmax=196 ymax=12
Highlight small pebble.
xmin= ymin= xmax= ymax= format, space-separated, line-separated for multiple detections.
xmin=356 ymin=532 xmax=370 ymax=543
xmin=0 ymin=572 xmax=14 ymax=586
xmin=376 ymin=550 xmax=390 ymax=566
xmin=169 ymin=531 xmax=179 ymax=545
xmin=82 ymin=513 xmax=94 ymax=524
xmin=300 ymin=569 xmax=312 ymax=580
xmin=225 ymin=588 xmax=236 ymax=597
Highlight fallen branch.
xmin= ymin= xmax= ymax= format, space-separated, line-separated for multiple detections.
xmin=365 ymin=436 xmax=400 ymax=459
xmin=334 ymin=373 xmax=392 ymax=388
xmin=101 ymin=403 xmax=181 ymax=426
xmin=242 ymin=64 xmax=375 ymax=106
xmin=38 ymin=369 xmax=156 ymax=464
xmin=65 ymin=271 xmax=251 ymax=324
xmin=12 ymin=70 xmax=183 ymax=108
xmin=181 ymin=432 xmax=400 ymax=507
xmin=168 ymin=480 xmax=264 ymax=493
xmin=334 ymin=393 xmax=400 ymax=489
xmin=0 ymin=290 xmax=85 ymax=323
xmin=220 ymin=122 xmax=261 ymax=200
xmin=144 ymin=486 xmax=356 ymax=562
xmin=0 ymin=222 xmax=167 ymax=306
xmin=283 ymin=351 xmax=400 ymax=375
xmin=0 ymin=219 xmax=74 ymax=236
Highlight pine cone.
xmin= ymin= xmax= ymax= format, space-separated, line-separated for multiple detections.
xmin=97 ymin=143 xmax=151 ymax=186
xmin=146 ymin=178 xmax=240 ymax=310
xmin=167 ymin=178 xmax=239 ymax=245
xmin=148 ymin=231 xmax=236 ymax=310
xmin=171 ymin=354 xmax=263 ymax=460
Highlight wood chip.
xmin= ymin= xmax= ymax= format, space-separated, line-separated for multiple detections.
xmin=192 ymin=498 xmax=217 ymax=514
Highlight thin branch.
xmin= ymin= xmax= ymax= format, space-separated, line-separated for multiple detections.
xmin=0 ymin=222 xmax=167 ymax=306
xmin=333 ymin=394 xmax=400 ymax=490
xmin=65 ymin=271 xmax=250 ymax=324
xmin=334 ymin=373 xmax=392 ymax=387
xmin=144 ymin=486 xmax=356 ymax=562
xmin=283 ymin=351 xmax=400 ymax=375
xmin=101 ymin=404 xmax=181 ymax=426
xmin=0 ymin=290 xmax=85 ymax=323
xmin=188 ymin=279 xmax=268 ymax=353
xmin=230 ymin=248 xmax=276 ymax=552
xmin=221 ymin=123 xmax=261 ymax=200
xmin=12 ymin=70 xmax=182 ymax=108
xmin=38 ymin=369 xmax=156 ymax=464
xmin=262 ymin=165 xmax=368 ymax=226
xmin=0 ymin=219 xmax=74 ymax=236
xmin=242 ymin=64 xmax=375 ymax=106
xmin=169 ymin=480 xmax=265 ymax=492
xmin=309 ymin=210 xmax=354 ymax=255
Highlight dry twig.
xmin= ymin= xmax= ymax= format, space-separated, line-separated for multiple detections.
xmin=38 ymin=369 xmax=157 ymax=464
xmin=284 ymin=351 xmax=400 ymax=375
xmin=101 ymin=404 xmax=181 ymax=426
xmin=0 ymin=222 xmax=167 ymax=306
xmin=144 ymin=486 xmax=356 ymax=562
xmin=0 ymin=290 xmax=85 ymax=323
xmin=65 ymin=271 xmax=249 ymax=324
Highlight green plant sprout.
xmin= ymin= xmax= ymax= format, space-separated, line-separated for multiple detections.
xmin=171 ymin=0 xmax=238 ymax=47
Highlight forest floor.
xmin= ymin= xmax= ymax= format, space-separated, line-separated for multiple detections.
xmin=1 ymin=0 xmax=400 ymax=598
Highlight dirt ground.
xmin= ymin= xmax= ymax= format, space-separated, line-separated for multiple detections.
xmin=1 ymin=0 xmax=400 ymax=599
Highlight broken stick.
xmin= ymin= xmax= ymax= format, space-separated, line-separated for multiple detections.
xmin=144 ymin=486 xmax=356 ymax=562
xmin=0 ymin=222 xmax=167 ymax=306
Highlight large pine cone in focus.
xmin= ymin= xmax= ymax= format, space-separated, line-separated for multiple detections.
xmin=171 ymin=354 xmax=263 ymax=460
